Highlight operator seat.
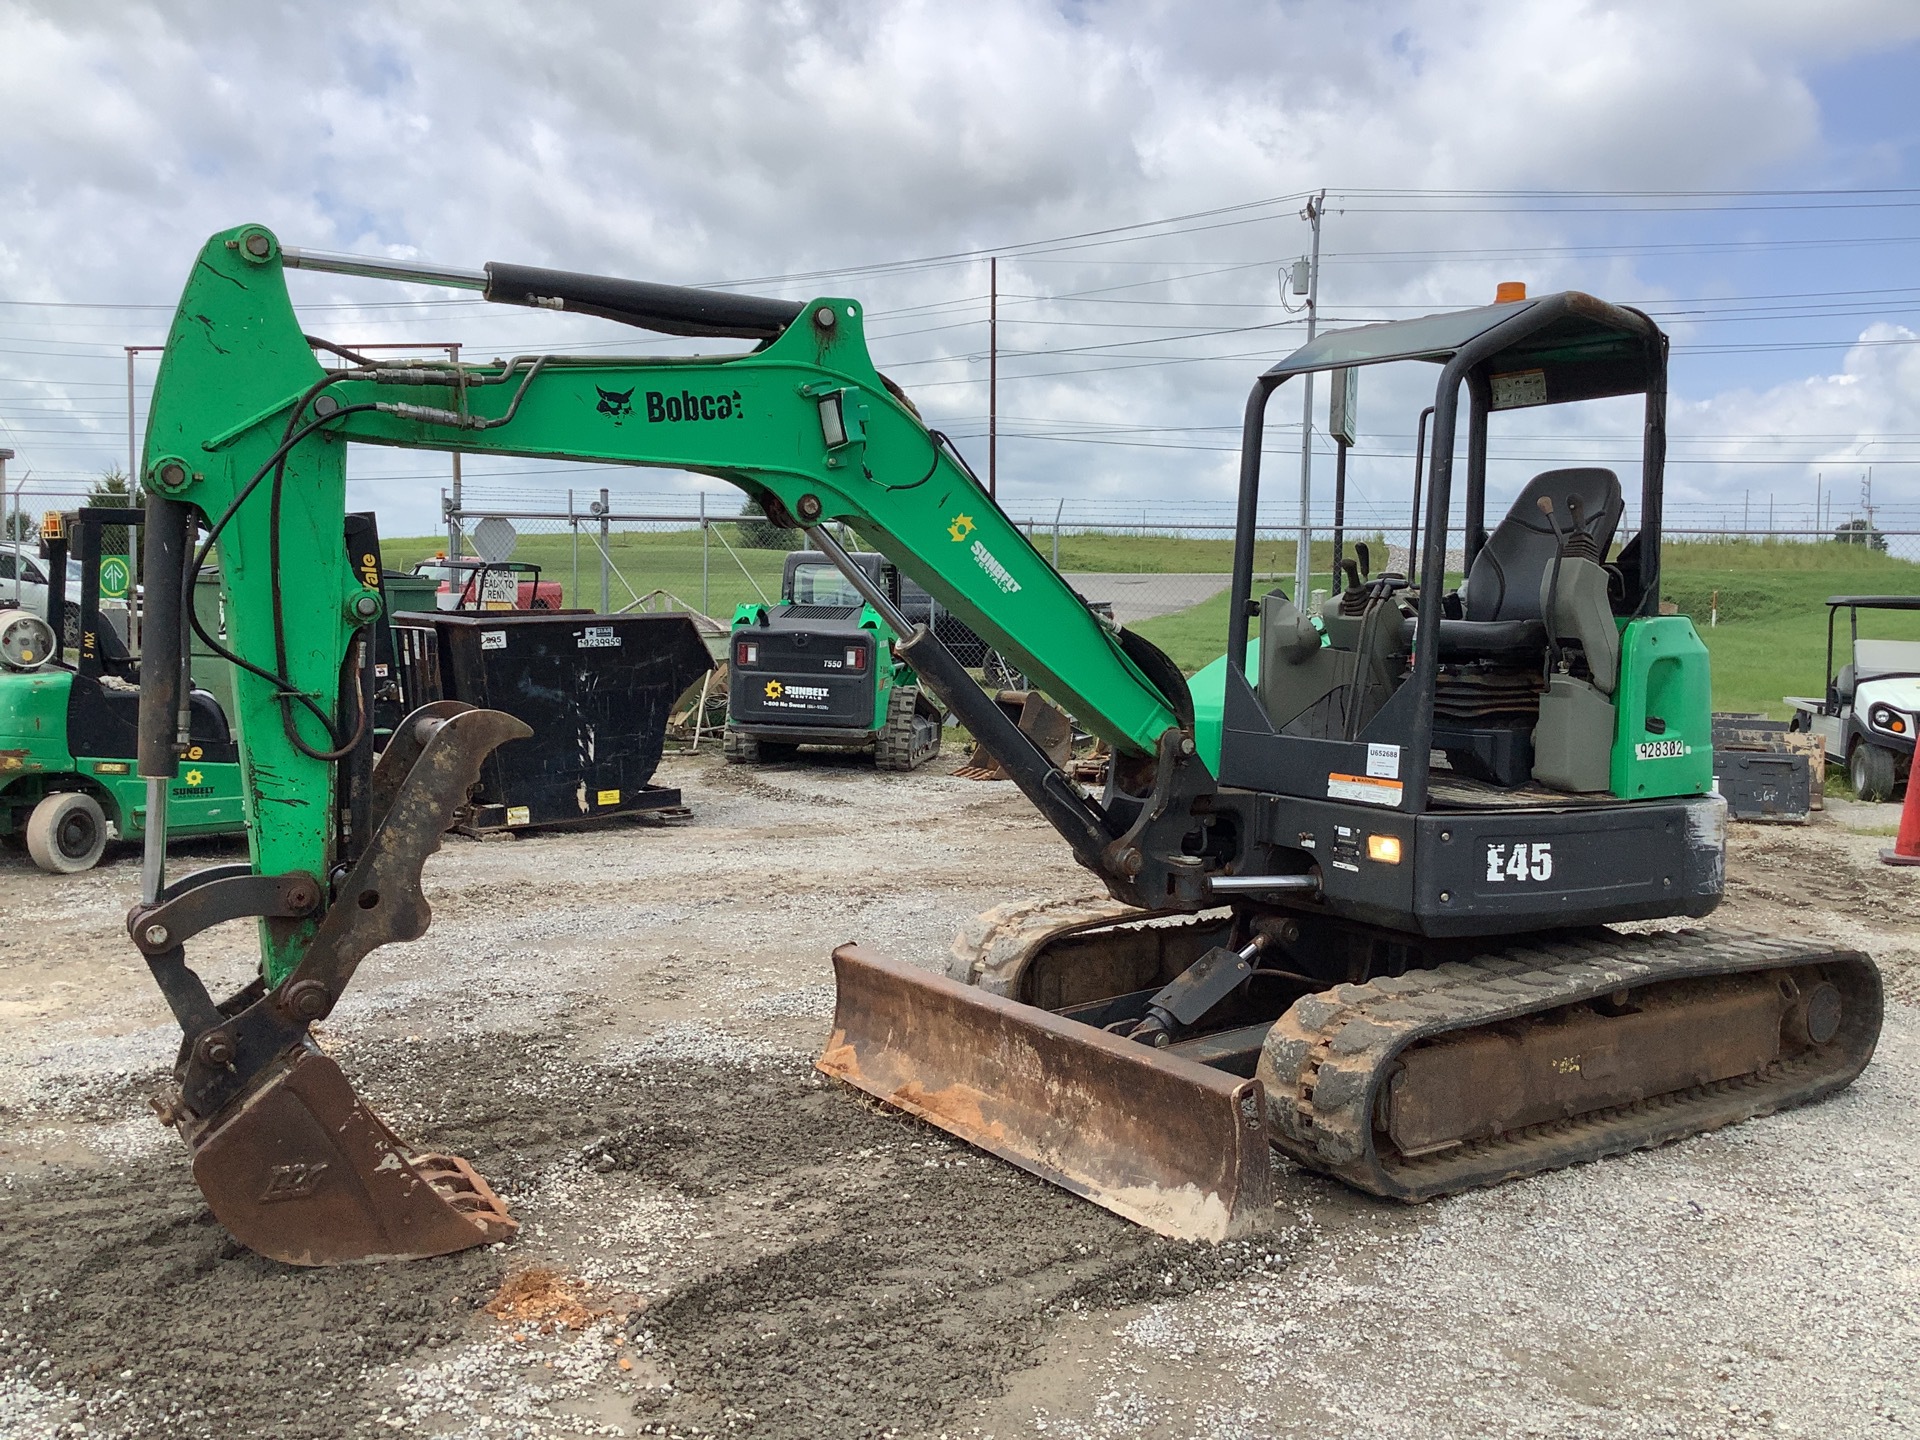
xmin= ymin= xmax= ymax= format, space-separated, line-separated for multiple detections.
xmin=1431 ymin=467 xmax=1624 ymax=662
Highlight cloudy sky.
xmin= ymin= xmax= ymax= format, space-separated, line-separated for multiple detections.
xmin=4 ymin=0 xmax=1919 ymax=543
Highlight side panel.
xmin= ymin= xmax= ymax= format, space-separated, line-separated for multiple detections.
xmin=1611 ymin=616 xmax=1714 ymax=799
xmin=1241 ymin=791 xmax=1725 ymax=936
xmin=1410 ymin=797 xmax=1725 ymax=935
xmin=0 ymin=670 xmax=76 ymax=776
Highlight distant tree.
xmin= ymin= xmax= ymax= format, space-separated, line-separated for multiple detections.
xmin=84 ymin=467 xmax=144 ymax=554
xmin=87 ymin=465 xmax=144 ymax=511
xmin=1833 ymin=518 xmax=1888 ymax=553
xmin=737 ymin=495 xmax=804 ymax=551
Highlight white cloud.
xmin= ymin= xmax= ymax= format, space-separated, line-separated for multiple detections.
xmin=1 ymin=0 xmax=1916 ymax=538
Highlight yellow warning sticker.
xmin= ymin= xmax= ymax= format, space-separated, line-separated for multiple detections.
xmin=597 ymin=789 xmax=621 ymax=806
xmin=505 ymin=805 xmax=531 ymax=827
xmin=1327 ymin=772 xmax=1403 ymax=807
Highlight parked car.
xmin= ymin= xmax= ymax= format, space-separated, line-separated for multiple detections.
xmin=409 ymin=557 xmax=563 ymax=612
xmin=0 ymin=543 xmax=86 ymax=643
xmin=1785 ymin=594 xmax=1920 ymax=801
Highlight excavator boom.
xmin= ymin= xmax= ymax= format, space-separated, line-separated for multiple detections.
xmin=132 ymin=225 xmax=1225 ymax=1261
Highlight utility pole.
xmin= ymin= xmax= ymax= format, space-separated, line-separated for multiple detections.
xmin=988 ymin=256 xmax=998 ymax=500
xmin=1292 ymin=190 xmax=1325 ymax=605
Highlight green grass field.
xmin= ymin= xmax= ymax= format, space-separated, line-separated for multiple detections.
xmin=388 ymin=526 xmax=1917 ymax=716
xmin=1129 ymin=539 xmax=1918 ymax=716
xmin=380 ymin=526 xmax=1371 ymax=620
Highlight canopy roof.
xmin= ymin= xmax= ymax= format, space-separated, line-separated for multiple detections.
xmin=1826 ymin=595 xmax=1920 ymax=611
xmin=1264 ymin=291 xmax=1664 ymax=409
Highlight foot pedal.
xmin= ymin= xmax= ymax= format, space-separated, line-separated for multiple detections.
xmin=187 ymin=1047 xmax=516 ymax=1266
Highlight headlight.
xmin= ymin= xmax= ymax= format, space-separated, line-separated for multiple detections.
xmin=1868 ymin=703 xmax=1912 ymax=737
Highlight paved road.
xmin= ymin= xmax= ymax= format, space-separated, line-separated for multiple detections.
xmin=1063 ymin=571 xmax=1230 ymax=625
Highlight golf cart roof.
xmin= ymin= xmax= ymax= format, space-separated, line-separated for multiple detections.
xmin=1826 ymin=595 xmax=1920 ymax=611
xmin=1264 ymin=290 xmax=1663 ymax=407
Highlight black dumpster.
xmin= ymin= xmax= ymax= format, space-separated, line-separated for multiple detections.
xmin=394 ymin=610 xmax=713 ymax=833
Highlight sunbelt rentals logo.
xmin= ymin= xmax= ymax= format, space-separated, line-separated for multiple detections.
xmin=765 ymin=680 xmax=784 ymax=699
xmin=947 ymin=512 xmax=1019 ymax=594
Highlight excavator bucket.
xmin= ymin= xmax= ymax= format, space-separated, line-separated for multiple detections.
xmin=956 ymin=690 xmax=1074 ymax=781
xmin=185 ymin=1046 xmax=516 ymax=1267
xmin=818 ymin=945 xmax=1272 ymax=1241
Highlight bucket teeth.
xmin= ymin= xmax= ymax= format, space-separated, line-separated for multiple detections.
xmin=186 ymin=1047 xmax=516 ymax=1266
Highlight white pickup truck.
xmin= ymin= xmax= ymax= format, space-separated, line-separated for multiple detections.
xmin=1786 ymin=594 xmax=1920 ymax=801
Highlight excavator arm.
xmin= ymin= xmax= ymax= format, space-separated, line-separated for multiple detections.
xmin=131 ymin=224 xmax=1232 ymax=1262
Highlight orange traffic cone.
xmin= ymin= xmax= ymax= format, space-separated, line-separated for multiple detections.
xmin=1882 ymin=754 xmax=1920 ymax=867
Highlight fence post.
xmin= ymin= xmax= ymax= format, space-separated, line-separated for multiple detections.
xmin=701 ymin=491 xmax=710 ymax=615
xmin=598 ymin=487 xmax=611 ymax=613
xmin=568 ymin=487 xmax=578 ymax=607
xmin=1053 ymin=498 xmax=1063 ymax=570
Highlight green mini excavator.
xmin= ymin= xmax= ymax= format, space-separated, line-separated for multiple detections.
xmin=128 ymin=225 xmax=1879 ymax=1264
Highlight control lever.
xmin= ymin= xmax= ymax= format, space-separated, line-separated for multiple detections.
xmin=1537 ymin=495 xmax=1576 ymax=669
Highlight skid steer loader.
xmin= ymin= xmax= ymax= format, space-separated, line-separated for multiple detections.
xmin=127 ymin=226 xmax=1878 ymax=1263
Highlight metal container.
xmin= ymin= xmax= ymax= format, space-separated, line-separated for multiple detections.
xmin=395 ymin=610 xmax=712 ymax=832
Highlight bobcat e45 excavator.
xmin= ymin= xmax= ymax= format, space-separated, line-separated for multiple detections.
xmin=129 ymin=224 xmax=1880 ymax=1264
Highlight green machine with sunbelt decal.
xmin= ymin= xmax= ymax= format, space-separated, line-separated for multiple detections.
xmin=0 ymin=507 xmax=246 ymax=872
xmin=121 ymin=228 xmax=1878 ymax=1266
xmin=724 ymin=549 xmax=943 ymax=769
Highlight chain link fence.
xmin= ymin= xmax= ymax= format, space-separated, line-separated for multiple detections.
xmin=424 ymin=489 xmax=1918 ymax=648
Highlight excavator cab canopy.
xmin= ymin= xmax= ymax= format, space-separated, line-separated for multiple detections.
xmin=1262 ymin=290 xmax=1663 ymax=407
xmin=1219 ymin=292 xmax=1673 ymax=817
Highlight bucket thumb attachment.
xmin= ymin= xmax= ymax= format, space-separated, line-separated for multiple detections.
xmin=957 ymin=690 xmax=1074 ymax=781
xmin=818 ymin=944 xmax=1272 ymax=1242
xmin=142 ymin=703 xmax=532 ymax=1266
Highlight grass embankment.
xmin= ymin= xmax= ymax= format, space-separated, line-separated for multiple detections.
xmin=380 ymin=528 xmax=1375 ymax=618
xmin=1132 ymin=540 xmax=1919 ymax=717
xmin=387 ymin=526 xmax=1917 ymax=717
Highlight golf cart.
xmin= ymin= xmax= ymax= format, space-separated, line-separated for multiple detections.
xmin=1786 ymin=594 xmax=1920 ymax=801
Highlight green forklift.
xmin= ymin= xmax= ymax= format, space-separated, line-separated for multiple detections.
xmin=1 ymin=509 xmax=432 ymax=872
xmin=0 ymin=508 xmax=245 ymax=872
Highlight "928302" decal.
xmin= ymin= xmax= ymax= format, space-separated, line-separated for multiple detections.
xmin=1486 ymin=841 xmax=1553 ymax=883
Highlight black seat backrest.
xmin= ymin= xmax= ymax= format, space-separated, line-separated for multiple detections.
xmin=1462 ymin=467 xmax=1624 ymax=623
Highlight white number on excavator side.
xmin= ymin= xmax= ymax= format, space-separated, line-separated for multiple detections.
xmin=1485 ymin=842 xmax=1554 ymax=883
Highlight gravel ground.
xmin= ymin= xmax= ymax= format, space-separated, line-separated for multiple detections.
xmin=0 ymin=748 xmax=1913 ymax=1439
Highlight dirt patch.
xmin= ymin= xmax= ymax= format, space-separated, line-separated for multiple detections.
xmin=484 ymin=1269 xmax=621 ymax=1334
xmin=582 ymin=1063 xmax=1294 ymax=1440
xmin=0 ymin=1035 xmax=1302 ymax=1439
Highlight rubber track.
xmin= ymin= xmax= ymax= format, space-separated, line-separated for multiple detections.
xmin=1257 ymin=928 xmax=1883 ymax=1201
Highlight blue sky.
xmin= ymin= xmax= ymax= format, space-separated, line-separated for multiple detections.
xmin=2 ymin=2 xmax=1919 ymax=545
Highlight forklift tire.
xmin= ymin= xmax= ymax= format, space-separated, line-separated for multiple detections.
xmin=876 ymin=685 xmax=941 ymax=772
xmin=1849 ymin=741 xmax=1899 ymax=803
xmin=26 ymin=791 xmax=108 ymax=874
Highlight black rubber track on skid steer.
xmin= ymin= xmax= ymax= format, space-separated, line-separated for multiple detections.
xmin=1258 ymin=929 xmax=1882 ymax=1201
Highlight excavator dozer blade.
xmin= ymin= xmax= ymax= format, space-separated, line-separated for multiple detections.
xmin=818 ymin=944 xmax=1271 ymax=1242
xmin=187 ymin=1047 xmax=516 ymax=1267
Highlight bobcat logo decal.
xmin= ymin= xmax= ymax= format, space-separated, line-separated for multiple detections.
xmin=595 ymin=385 xmax=635 ymax=420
